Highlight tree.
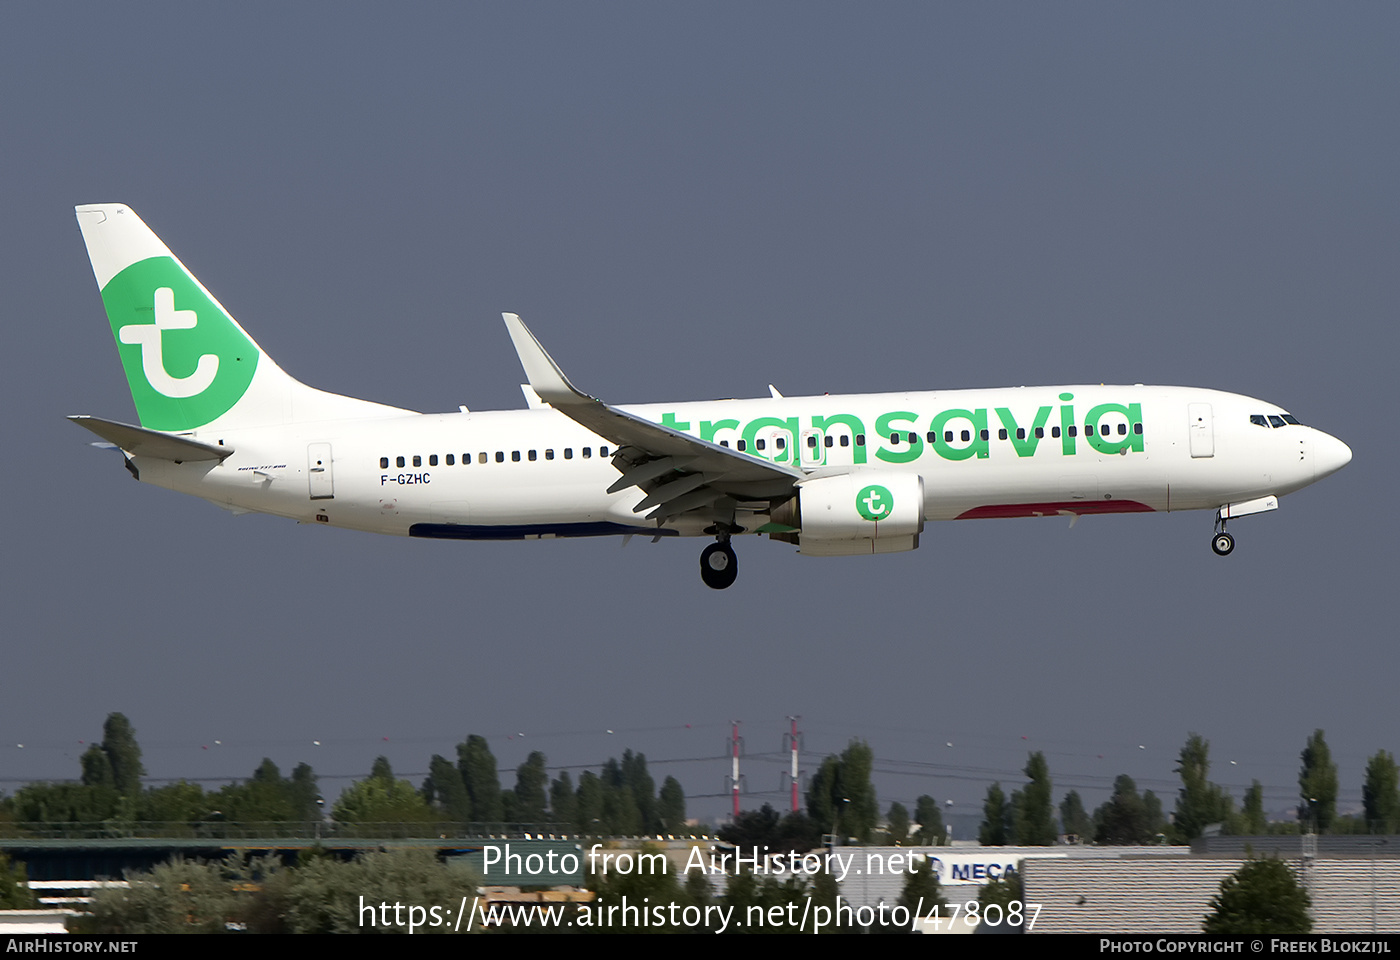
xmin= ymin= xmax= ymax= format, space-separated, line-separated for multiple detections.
xmin=1014 ymin=752 xmax=1056 ymax=845
xmin=1241 ymin=781 xmax=1267 ymax=835
xmin=805 ymin=741 xmax=878 ymax=843
xmin=657 ymin=776 xmax=686 ymax=834
xmin=333 ymin=765 xmax=434 ymax=824
xmin=1173 ymin=733 xmax=1234 ymax=842
xmin=1202 ymin=858 xmax=1312 ymax=934
xmin=550 ymin=771 xmax=577 ymax=828
xmin=886 ymin=801 xmax=910 ymax=845
xmin=0 ymin=852 xmax=35 ymax=909
xmin=1060 ymin=791 xmax=1093 ymax=842
xmin=898 ymin=853 xmax=946 ymax=917
xmin=1363 ymin=750 xmax=1400 ymax=833
xmin=101 ymin=713 xmax=145 ymax=797
xmin=913 ymin=795 xmax=945 ymax=845
xmin=457 ymin=735 xmax=503 ymax=822
xmin=512 ymin=751 xmax=549 ymax=823
xmin=1095 ymin=775 xmax=1161 ymax=845
xmin=1299 ymin=730 xmax=1338 ymax=832
xmin=422 ymin=755 xmax=470 ymax=821
xmin=980 ymin=783 xmax=1008 ymax=846
xmin=720 ymin=803 xmax=821 ymax=854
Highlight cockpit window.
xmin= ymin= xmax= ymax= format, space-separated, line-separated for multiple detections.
xmin=1282 ymin=414 xmax=1301 ymax=425
xmin=1250 ymin=415 xmax=1269 ymax=427
xmin=1268 ymin=415 xmax=1286 ymax=428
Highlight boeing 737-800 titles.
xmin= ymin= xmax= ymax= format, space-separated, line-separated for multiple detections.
xmin=71 ymin=205 xmax=1352 ymax=589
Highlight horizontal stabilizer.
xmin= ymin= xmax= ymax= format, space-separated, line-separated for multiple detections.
xmin=68 ymin=415 xmax=233 ymax=462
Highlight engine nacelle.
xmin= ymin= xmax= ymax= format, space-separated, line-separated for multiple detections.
xmin=770 ymin=472 xmax=925 ymax=556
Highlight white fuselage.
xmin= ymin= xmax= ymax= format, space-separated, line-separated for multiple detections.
xmin=130 ymin=383 xmax=1350 ymax=544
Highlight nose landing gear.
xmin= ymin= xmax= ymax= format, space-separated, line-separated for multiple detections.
xmin=700 ymin=539 xmax=738 ymax=589
xmin=1211 ymin=513 xmax=1235 ymax=556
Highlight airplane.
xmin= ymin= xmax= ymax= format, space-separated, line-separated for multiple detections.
xmin=71 ymin=204 xmax=1352 ymax=589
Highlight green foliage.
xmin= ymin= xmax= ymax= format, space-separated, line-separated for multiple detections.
xmin=423 ymin=754 xmax=471 ymax=821
xmin=720 ymin=869 xmax=809 ymax=934
xmin=1202 ymin=858 xmax=1312 ymax=934
xmin=457 ymin=735 xmax=503 ymax=822
xmin=805 ymin=740 xmax=878 ymax=843
xmin=78 ymin=850 xmax=479 ymax=934
xmin=1173 ymin=733 xmax=1235 ymax=842
xmin=550 ymin=771 xmax=577 ymax=828
xmin=586 ymin=842 xmax=687 ymax=931
xmin=1298 ymin=729 xmax=1338 ymax=832
xmin=886 ymin=801 xmax=910 ymax=844
xmin=1014 ymin=752 xmax=1056 ymax=845
xmin=657 ymin=776 xmax=686 ymax=834
xmin=912 ymin=795 xmax=945 ymax=845
xmin=214 ymin=759 xmax=320 ymax=823
xmin=977 ymin=872 xmax=1023 ymax=913
xmin=809 ymin=866 xmax=848 ymax=933
xmin=1059 ymin=791 xmax=1093 ymax=842
xmin=1095 ymin=775 xmax=1165 ymax=844
xmin=512 ymin=751 xmax=549 ymax=823
xmin=1241 ymin=781 xmax=1268 ymax=834
xmin=898 ymin=853 xmax=946 ymax=916
xmin=719 ymin=803 xmax=822 ymax=853
xmin=81 ymin=858 xmax=246 ymax=934
xmin=980 ymin=782 xmax=1008 ymax=846
xmin=0 ymin=852 xmax=35 ymax=909
xmin=101 ymin=713 xmax=145 ymax=797
xmin=1363 ymin=750 xmax=1400 ymax=832
xmin=333 ymin=769 xmax=434 ymax=823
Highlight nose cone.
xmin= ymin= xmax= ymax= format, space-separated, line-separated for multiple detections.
xmin=1314 ymin=432 xmax=1352 ymax=481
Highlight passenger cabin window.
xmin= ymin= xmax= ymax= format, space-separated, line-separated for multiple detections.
xmin=479 ymin=452 xmax=487 ymax=464
xmin=980 ymin=429 xmax=990 ymax=441
xmin=807 ymin=436 xmax=818 ymax=448
xmin=413 ymin=455 xmax=422 ymax=467
xmin=944 ymin=431 xmax=954 ymax=443
xmin=756 ymin=439 xmax=765 ymax=451
xmin=446 ymin=454 xmax=454 ymax=465
xmin=545 ymin=449 xmax=555 ymax=460
xmin=840 ymin=435 xmax=849 ymax=447
xmin=512 ymin=451 xmax=521 ymax=462
xmin=824 ymin=436 xmax=833 ymax=448
xmin=856 ymin=435 xmax=865 ymax=446
xmin=564 ymin=448 xmax=573 ymax=459
xmin=1051 ymin=427 xmax=1061 ymax=438
xmin=1034 ymin=427 xmax=1043 ymax=439
xmin=737 ymin=439 xmax=747 ymax=451
xmin=429 ymin=455 xmax=438 ymax=466
xmin=380 ymin=457 xmax=389 ymax=469
xmin=496 ymin=452 xmax=505 ymax=462
xmin=396 ymin=456 xmax=405 ymax=468
xmin=1133 ymin=423 xmax=1143 ymax=435
xmin=776 ymin=438 xmax=786 ymax=450
xmin=528 ymin=450 xmax=537 ymax=461
xmin=600 ymin=446 xmax=609 ymax=457
xmin=998 ymin=429 xmax=1008 ymax=441
xmin=1016 ymin=428 xmax=1026 ymax=440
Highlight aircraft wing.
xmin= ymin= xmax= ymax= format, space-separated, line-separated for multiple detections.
xmin=503 ymin=313 xmax=801 ymax=524
xmin=69 ymin=415 xmax=234 ymax=462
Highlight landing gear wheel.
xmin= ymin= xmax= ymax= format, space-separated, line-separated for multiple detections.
xmin=700 ymin=542 xmax=738 ymax=590
xmin=1212 ymin=531 xmax=1235 ymax=556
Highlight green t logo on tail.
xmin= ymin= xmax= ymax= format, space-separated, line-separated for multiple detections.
xmin=857 ymin=484 xmax=893 ymax=521
xmin=102 ymin=257 xmax=258 ymax=430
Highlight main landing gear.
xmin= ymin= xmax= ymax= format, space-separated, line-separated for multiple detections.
xmin=1211 ymin=512 xmax=1235 ymax=557
xmin=700 ymin=538 xmax=738 ymax=590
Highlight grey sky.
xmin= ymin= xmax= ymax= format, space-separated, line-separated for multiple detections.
xmin=2 ymin=3 xmax=1394 ymax=827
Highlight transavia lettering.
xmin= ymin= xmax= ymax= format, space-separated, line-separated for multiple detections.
xmin=660 ymin=393 xmax=1144 ymax=466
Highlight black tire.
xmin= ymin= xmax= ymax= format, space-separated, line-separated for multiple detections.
xmin=700 ymin=542 xmax=738 ymax=589
xmin=1211 ymin=532 xmax=1235 ymax=556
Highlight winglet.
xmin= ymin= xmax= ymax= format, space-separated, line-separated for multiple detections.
xmin=502 ymin=313 xmax=594 ymax=407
